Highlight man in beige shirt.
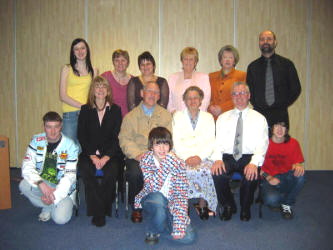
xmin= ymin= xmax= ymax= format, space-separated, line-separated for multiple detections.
xmin=119 ymin=81 xmax=172 ymax=223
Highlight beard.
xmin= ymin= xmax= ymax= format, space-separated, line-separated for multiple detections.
xmin=260 ymin=43 xmax=275 ymax=54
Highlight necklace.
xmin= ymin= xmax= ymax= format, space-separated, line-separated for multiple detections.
xmin=113 ymin=71 xmax=129 ymax=85
xmin=94 ymin=101 xmax=107 ymax=111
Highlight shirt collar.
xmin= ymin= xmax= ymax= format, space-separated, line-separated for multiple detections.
xmin=153 ymin=155 xmax=161 ymax=167
xmin=142 ymin=103 xmax=156 ymax=116
xmin=261 ymin=53 xmax=276 ymax=61
xmin=219 ymin=67 xmax=235 ymax=79
xmin=186 ymin=108 xmax=200 ymax=129
xmin=234 ymin=106 xmax=250 ymax=116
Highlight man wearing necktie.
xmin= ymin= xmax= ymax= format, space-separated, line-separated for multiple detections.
xmin=246 ymin=30 xmax=301 ymax=129
xmin=211 ymin=82 xmax=269 ymax=221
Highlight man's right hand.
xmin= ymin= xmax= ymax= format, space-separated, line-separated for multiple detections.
xmin=267 ymin=176 xmax=280 ymax=186
xmin=38 ymin=182 xmax=55 ymax=204
xmin=211 ymin=160 xmax=225 ymax=175
xmin=41 ymin=195 xmax=54 ymax=205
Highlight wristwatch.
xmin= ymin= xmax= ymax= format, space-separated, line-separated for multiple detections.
xmin=36 ymin=180 xmax=44 ymax=186
xmin=262 ymin=172 xmax=269 ymax=179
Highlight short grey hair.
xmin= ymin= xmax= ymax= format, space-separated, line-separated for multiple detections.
xmin=218 ymin=45 xmax=240 ymax=67
xmin=182 ymin=86 xmax=204 ymax=101
xmin=231 ymin=81 xmax=249 ymax=93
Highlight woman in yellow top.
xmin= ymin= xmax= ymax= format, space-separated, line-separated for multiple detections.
xmin=59 ymin=38 xmax=98 ymax=144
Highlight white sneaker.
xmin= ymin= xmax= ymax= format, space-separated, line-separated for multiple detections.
xmin=280 ymin=204 xmax=293 ymax=219
xmin=38 ymin=210 xmax=51 ymax=222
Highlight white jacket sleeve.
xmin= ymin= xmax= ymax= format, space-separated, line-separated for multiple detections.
xmin=21 ymin=140 xmax=43 ymax=187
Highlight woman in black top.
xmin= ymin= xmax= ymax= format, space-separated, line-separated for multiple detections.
xmin=78 ymin=76 xmax=122 ymax=227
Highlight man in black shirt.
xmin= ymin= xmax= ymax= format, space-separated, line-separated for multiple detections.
xmin=246 ymin=30 xmax=301 ymax=128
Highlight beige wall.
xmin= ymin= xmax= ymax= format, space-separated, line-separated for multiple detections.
xmin=0 ymin=0 xmax=332 ymax=170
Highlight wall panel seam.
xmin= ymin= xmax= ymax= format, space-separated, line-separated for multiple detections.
xmin=14 ymin=0 xmax=18 ymax=167
xmin=85 ymin=0 xmax=88 ymax=41
xmin=304 ymin=0 xmax=312 ymax=168
xmin=158 ymin=0 xmax=163 ymax=75
xmin=233 ymin=0 xmax=238 ymax=47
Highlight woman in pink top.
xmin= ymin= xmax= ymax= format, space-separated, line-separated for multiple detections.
xmin=167 ymin=47 xmax=211 ymax=113
xmin=101 ymin=49 xmax=132 ymax=117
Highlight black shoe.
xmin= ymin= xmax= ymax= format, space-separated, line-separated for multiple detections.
xmin=220 ymin=206 xmax=237 ymax=221
xmin=144 ymin=233 xmax=160 ymax=245
xmin=280 ymin=204 xmax=293 ymax=219
xmin=92 ymin=216 xmax=106 ymax=227
xmin=240 ymin=208 xmax=251 ymax=221
xmin=199 ymin=206 xmax=209 ymax=220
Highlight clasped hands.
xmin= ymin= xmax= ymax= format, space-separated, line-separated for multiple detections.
xmin=211 ymin=160 xmax=258 ymax=181
xmin=39 ymin=182 xmax=56 ymax=205
xmin=186 ymin=156 xmax=201 ymax=169
xmin=90 ymin=155 xmax=110 ymax=170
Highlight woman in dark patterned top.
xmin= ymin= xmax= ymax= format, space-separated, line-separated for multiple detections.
xmin=127 ymin=51 xmax=169 ymax=111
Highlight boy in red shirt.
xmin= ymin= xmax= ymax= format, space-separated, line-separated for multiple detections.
xmin=261 ymin=121 xmax=305 ymax=219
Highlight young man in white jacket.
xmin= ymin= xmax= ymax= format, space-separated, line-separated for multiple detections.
xmin=19 ymin=111 xmax=79 ymax=224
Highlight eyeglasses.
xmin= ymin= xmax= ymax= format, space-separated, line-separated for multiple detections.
xmin=144 ymin=89 xmax=160 ymax=95
xmin=231 ymin=91 xmax=249 ymax=97
xmin=185 ymin=96 xmax=201 ymax=101
xmin=95 ymin=84 xmax=107 ymax=89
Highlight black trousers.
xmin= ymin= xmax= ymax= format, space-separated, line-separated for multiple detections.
xmin=254 ymin=106 xmax=289 ymax=129
xmin=213 ymin=154 xmax=258 ymax=209
xmin=125 ymin=158 xmax=144 ymax=209
xmin=79 ymin=155 xmax=120 ymax=217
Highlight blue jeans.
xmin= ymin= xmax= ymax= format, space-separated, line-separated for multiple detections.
xmin=262 ymin=170 xmax=305 ymax=207
xmin=62 ymin=111 xmax=80 ymax=145
xmin=142 ymin=192 xmax=196 ymax=244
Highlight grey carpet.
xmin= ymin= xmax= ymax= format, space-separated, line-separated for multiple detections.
xmin=0 ymin=169 xmax=332 ymax=250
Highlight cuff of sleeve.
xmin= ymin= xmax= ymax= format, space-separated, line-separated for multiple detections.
xmin=134 ymin=202 xmax=142 ymax=209
xmin=172 ymin=224 xmax=186 ymax=237
xmin=250 ymin=156 xmax=262 ymax=167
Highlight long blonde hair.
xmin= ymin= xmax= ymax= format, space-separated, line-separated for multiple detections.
xmin=86 ymin=76 xmax=113 ymax=108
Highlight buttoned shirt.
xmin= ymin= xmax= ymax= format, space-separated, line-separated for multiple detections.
xmin=209 ymin=68 xmax=246 ymax=117
xmin=211 ymin=106 xmax=269 ymax=166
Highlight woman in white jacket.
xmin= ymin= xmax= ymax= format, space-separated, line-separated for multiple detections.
xmin=172 ymin=86 xmax=217 ymax=220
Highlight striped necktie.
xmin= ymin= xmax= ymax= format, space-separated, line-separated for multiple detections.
xmin=265 ymin=58 xmax=275 ymax=106
xmin=233 ymin=112 xmax=242 ymax=161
